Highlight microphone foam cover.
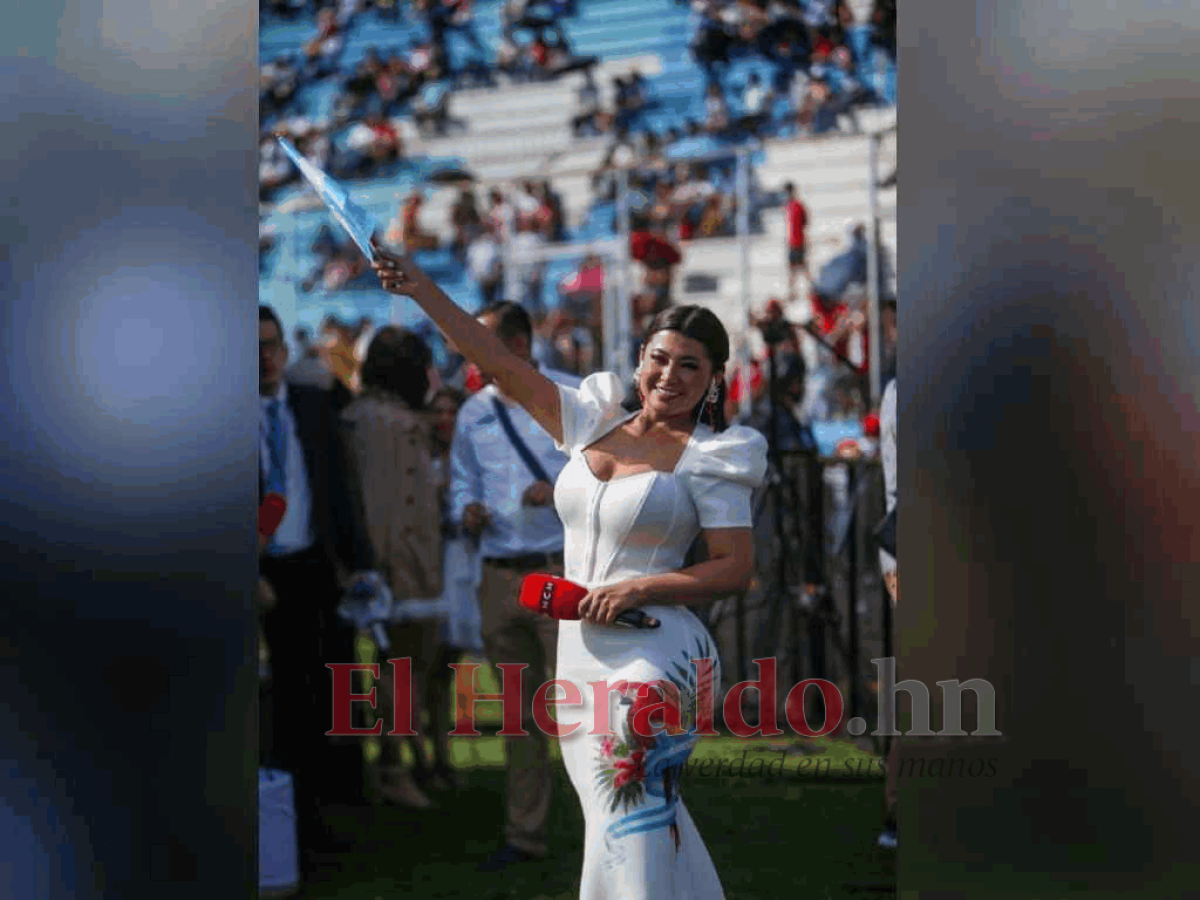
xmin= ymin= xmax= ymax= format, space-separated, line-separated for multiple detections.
xmin=519 ymin=574 xmax=588 ymax=620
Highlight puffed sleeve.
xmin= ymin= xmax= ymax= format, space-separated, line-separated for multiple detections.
xmin=555 ymin=371 xmax=630 ymax=453
xmin=683 ymin=425 xmax=769 ymax=529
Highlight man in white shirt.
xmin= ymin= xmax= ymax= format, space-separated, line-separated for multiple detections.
xmin=466 ymin=221 xmax=504 ymax=308
xmin=448 ymin=302 xmax=582 ymax=873
xmin=508 ymin=217 xmax=547 ymax=319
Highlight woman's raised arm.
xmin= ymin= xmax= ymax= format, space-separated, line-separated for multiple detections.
xmin=370 ymin=237 xmax=563 ymax=444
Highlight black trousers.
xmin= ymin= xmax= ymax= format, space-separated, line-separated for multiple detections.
xmin=260 ymin=546 xmax=366 ymax=848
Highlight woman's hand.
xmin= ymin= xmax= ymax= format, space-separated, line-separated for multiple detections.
xmin=577 ymin=580 xmax=647 ymax=626
xmin=370 ymin=238 xmax=426 ymax=296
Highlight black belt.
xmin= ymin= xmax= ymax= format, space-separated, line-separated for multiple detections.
xmin=482 ymin=552 xmax=563 ymax=570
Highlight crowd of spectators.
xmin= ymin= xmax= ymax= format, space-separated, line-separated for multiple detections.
xmin=686 ymin=0 xmax=896 ymax=139
xmin=559 ymin=0 xmax=896 ymax=146
xmin=262 ymin=0 xmax=898 ymax=417
xmin=259 ymin=0 xmax=600 ymax=203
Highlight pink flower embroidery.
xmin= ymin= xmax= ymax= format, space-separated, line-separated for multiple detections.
xmin=600 ymin=737 xmax=615 ymax=758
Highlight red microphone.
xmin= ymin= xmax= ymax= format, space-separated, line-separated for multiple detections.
xmin=258 ymin=492 xmax=288 ymax=550
xmin=519 ymin=574 xmax=660 ymax=629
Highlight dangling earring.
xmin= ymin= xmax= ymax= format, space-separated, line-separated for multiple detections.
xmin=705 ymin=380 xmax=719 ymax=425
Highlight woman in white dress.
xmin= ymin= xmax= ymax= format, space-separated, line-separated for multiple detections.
xmin=370 ymin=239 xmax=767 ymax=900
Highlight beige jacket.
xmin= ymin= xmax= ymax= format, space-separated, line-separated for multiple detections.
xmin=340 ymin=392 xmax=443 ymax=601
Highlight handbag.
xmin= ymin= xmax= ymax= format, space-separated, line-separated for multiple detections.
xmin=491 ymin=397 xmax=552 ymax=484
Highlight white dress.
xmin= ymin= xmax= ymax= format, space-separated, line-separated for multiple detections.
xmin=551 ymin=372 xmax=768 ymax=900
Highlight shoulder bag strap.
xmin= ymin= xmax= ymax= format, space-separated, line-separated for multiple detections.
xmin=491 ymin=397 xmax=552 ymax=484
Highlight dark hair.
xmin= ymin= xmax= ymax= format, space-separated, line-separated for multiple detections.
xmin=477 ymin=301 xmax=533 ymax=344
xmin=784 ymin=181 xmax=795 ymax=195
xmin=260 ymin=305 xmax=284 ymax=339
xmin=359 ymin=326 xmax=432 ymax=410
xmin=633 ymin=305 xmax=732 ymax=431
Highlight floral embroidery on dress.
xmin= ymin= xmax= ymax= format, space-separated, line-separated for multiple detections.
xmin=594 ymin=636 xmax=718 ymax=850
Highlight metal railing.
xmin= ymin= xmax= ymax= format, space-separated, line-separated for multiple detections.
xmin=703 ymin=450 xmax=889 ymax=739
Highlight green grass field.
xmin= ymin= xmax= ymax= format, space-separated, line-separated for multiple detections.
xmin=299 ymin=650 xmax=896 ymax=899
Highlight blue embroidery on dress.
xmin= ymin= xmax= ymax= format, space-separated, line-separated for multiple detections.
xmin=595 ymin=657 xmax=711 ymax=849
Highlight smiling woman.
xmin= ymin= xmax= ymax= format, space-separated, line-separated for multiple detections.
xmin=369 ymin=243 xmax=766 ymax=899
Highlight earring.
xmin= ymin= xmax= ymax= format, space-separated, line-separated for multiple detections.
xmin=706 ymin=381 xmax=719 ymax=405
xmin=634 ymin=365 xmax=644 ymax=402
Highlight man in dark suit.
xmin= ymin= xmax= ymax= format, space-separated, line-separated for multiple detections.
xmin=258 ymin=305 xmax=377 ymax=869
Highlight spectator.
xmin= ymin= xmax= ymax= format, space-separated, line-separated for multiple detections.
xmin=570 ymin=67 xmax=603 ymax=137
xmin=740 ymin=71 xmax=772 ymax=134
xmin=443 ymin=0 xmax=492 ymax=85
xmin=339 ymin=111 xmax=403 ymax=178
xmin=746 ymin=330 xmax=816 ymax=454
xmin=870 ymin=0 xmax=897 ymax=105
xmin=546 ymin=253 xmax=605 ymax=373
xmin=376 ymin=53 xmax=415 ymax=115
xmin=704 ymin=82 xmax=731 ymax=133
xmin=695 ymin=193 xmax=730 ymax=238
xmin=812 ymin=221 xmax=893 ymax=307
xmin=447 ymin=302 xmax=582 ymax=873
xmin=629 ymin=214 xmax=682 ymax=348
xmin=535 ymin=180 xmax=566 ymax=242
xmin=302 ymin=8 xmax=345 ymax=79
xmin=648 ymin=180 xmax=677 ymax=234
xmin=336 ymin=55 xmax=381 ymax=121
xmin=296 ymin=121 xmax=334 ymax=171
xmin=820 ymin=46 xmax=870 ymax=132
xmin=509 ymin=217 xmax=548 ymax=319
xmin=626 ymin=67 xmax=650 ymax=108
xmin=352 ymin=315 xmax=375 ymax=370
xmin=691 ymin=9 xmax=733 ymax=88
xmin=259 ymin=134 xmax=295 ymax=200
xmin=487 ymin=187 xmax=516 ymax=240
xmin=421 ymin=386 xmax=480 ymax=791
xmin=880 ymin=298 xmax=897 ymax=385
xmin=466 ymin=220 xmax=505 ymax=307
xmin=450 ymin=186 xmax=483 ymax=261
xmin=495 ymin=35 xmax=526 ymax=82
xmin=287 ymin=326 xmax=339 ymax=393
xmin=639 ymin=131 xmax=671 ymax=179
xmin=258 ymin=305 xmax=377 ymax=878
xmin=319 ymin=315 xmax=362 ymax=399
xmin=510 ymin=180 xmax=543 ymax=226
xmin=261 ymin=55 xmax=301 ymax=117
xmin=388 ymin=193 xmax=440 ymax=252
xmin=260 ymin=222 xmax=279 ymax=273
xmin=340 ymin=327 xmax=445 ymax=810
xmin=630 ymin=214 xmax=683 ymax=277
xmin=783 ymin=181 xmax=810 ymax=298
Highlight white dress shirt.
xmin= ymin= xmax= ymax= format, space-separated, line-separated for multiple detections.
xmin=447 ymin=368 xmax=582 ymax=559
xmin=260 ymin=382 xmax=315 ymax=555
